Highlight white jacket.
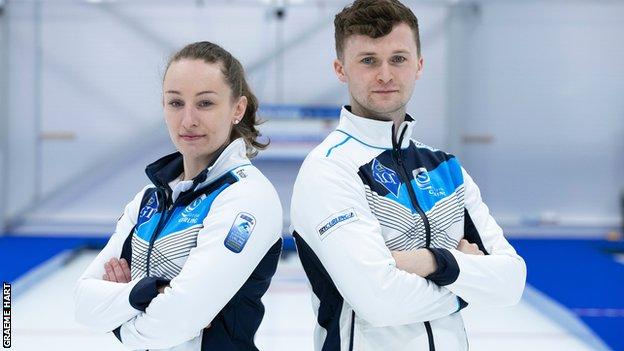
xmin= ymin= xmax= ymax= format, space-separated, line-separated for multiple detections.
xmin=74 ymin=138 xmax=283 ymax=351
xmin=291 ymin=107 xmax=526 ymax=351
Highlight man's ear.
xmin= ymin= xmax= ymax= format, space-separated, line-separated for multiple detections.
xmin=415 ymin=55 xmax=424 ymax=80
xmin=333 ymin=58 xmax=347 ymax=83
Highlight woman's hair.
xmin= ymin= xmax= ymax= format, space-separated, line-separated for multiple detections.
xmin=165 ymin=41 xmax=268 ymax=158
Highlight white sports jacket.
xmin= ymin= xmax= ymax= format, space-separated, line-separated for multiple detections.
xmin=291 ymin=107 xmax=526 ymax=351
xmin=74 ymin=138 xmax=283 ymax=350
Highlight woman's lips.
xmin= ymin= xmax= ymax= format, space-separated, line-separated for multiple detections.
xmin=180 ymin=135 xmax=205 ymax=141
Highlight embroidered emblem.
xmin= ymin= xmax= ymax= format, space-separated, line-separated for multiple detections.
xmin=316 ymin=208 xmax=359 ymax=239
xmin=224 ymin=212 xmax=256 ymax=253
xmin=236 ymin=169 xmax=247 ymax=179
xmin=138 ymin=191 xmax=159 ymax=225
xmin=372 ymin=158 xmax=401 ymax=197
xmin=179 ymin=194 xmax=206 ymax=224
xmin=414 ymin=168 xmax=432 ymax=190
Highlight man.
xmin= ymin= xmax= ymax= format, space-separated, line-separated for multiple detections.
xmin=290 ymin=1 xmax=527 ymax=350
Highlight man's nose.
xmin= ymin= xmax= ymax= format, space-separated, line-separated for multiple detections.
xmin=376 ymin=62 xmax=393 ymax=84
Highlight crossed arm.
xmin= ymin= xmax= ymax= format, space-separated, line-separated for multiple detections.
xmin=391 ymin=239 xmax=484 ymax=278
xmin=390 ymin=169 xmax=526 ymax=307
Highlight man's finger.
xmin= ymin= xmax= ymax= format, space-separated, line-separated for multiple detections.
xmin=102 ymin=273 xmax=109 ymax=281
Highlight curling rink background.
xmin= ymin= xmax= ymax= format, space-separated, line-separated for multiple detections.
xmin=7 ymin=250 xmax=612 ymax=351
xmin=2 ymin=1 xmax=624 ymax=350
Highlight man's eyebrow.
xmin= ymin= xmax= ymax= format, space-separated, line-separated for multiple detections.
xmin=355 ymin=49 xmax=412 ymax=56
xmin=392 ymin=49 xmax=411 ymax=55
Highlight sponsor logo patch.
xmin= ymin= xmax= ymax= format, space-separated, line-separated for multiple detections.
xmin=224 ymin=212 xmax=256 ymax=253
xmin=371 ymin=158 xmax=401 ymax=197
xmin=317 ymin=208 xmax=359 ymax=239
xmin=138 ymin=191 xmax=159 ymax=225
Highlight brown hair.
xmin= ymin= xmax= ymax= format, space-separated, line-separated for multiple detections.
xmin=334 ymin=0 xmax=421 ymax=59
xmin=165 ymin=41 xmax=267 ymax=158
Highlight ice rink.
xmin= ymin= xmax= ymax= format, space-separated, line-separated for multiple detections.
xmin=9 ymin=250 xmax=607 ymax=351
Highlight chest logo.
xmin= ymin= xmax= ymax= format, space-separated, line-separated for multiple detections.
xmin=413 ymin=168 xmax=447 ymax=198
xmin=372 ymin=158 xmax=401 ymax=197
xmin=138 ymin=191 xmax=159 ymax=225
xmin=414 ymin=168 xmax=432 ymax=189
xmin=179 ymin=194 xmax=206 ymax=224
xmin=224 ymin=212 xmax=256 ymax=253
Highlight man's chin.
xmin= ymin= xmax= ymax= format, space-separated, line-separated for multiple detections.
xmin=366 ymin=102 xmax=405 ymax=116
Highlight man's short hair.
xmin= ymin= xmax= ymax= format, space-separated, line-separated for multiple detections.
xmin=334 ymin=0 xmax=421 ymax=59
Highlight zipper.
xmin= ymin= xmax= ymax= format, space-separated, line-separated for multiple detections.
xmin=424 ymin=321 xmax=436 ymax=351
xmin=391 ymin=126 xmax=432 ymax=247
xmin=391 ymin=125 xmax=436 ymax=351
xmin=145 ymin=188 xmax=177 ymax=276
xmin=348 ymin=310 xmax=355 ymax=351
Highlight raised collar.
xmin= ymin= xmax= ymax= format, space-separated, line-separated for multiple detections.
xmin=335 ymin=106 xmax=417 ymax=150
xmin=145 ymin=138 xmax=250 ymax=195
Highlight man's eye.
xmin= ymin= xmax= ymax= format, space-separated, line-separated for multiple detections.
xmin=391 ymin=56 xmax=407 ymax=63
xmin=198 ymin=100 xmax=213 ymax=108
xmin=361 ymin=57 xmax=375 ymax=65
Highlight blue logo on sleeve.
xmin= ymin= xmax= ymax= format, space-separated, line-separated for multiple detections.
xmin=372 ymin=158 xmax=401 ymax=197
xmin=224 ymin=212 xmax=256 ymax=253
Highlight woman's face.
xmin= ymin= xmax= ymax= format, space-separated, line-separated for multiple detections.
xmin=163 ymin=59 xmax=246 ymax=164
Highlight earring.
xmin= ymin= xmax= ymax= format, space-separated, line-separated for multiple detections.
xmin=234 ymin=120 xmax=240 ymax=125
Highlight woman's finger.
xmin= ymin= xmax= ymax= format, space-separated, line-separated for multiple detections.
xmin=119 ymin=258 xmax=132 ymax=282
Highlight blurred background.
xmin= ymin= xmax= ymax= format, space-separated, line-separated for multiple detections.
xmin=0 ymin=0 xmax=622 ymax=350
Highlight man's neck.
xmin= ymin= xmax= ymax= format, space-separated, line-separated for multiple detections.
xmin=349 ymin=103 xmax=406 ymax=132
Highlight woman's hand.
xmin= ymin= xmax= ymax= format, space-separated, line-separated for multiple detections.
xmin=102 ymin=258 xmax=132 ymax=283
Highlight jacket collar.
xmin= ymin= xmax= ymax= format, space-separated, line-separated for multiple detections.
xmin=336 ymin=106 xmax=416 ymax=149
xmin=145 ymin=138 xmax=249 ymax=194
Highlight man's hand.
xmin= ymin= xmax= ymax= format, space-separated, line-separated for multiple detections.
xmin=157 ymin=284 xmax=169 ymax=294
xmin=391 ymin=249 xmax=437 ymax=277
xmin=102 ymin=258 xmax=131 ymax=283
xmin=457 ymin=239 xmax=485 ymax=256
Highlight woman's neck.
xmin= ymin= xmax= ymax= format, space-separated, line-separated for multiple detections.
xmin=182 ymin=154 xmax=214 ymax=181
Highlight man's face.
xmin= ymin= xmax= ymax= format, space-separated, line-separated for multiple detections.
xmin=334 ymin=23 xmax=423 ymax=120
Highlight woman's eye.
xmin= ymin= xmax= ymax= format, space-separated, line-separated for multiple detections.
xmin=361 ymin=57 xmax=375 ymax=65
xmin=391 ymin=56 xmax=407 ymax=63
xmin=198 ymin=100 xmax=213 ymax=108
xmin=168 ymin=100 xmax=183 ymax=108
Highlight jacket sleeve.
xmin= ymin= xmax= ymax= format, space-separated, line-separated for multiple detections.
xmin=291 ymin=157 xmax=462 ymax=328
xmin=426 ymin=168 xmax=526 ymax=306
xmin=73 ymin=186 xmax=150 ymax=332
xmin=116 ymin=178 xmax=283 ymax=349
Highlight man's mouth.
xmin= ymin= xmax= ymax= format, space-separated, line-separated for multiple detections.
xmin=372 ymin=90 xmax=399 ymax=94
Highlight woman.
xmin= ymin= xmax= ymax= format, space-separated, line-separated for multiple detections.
xmin=74 ymin=41 xmax=283 ymax=350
